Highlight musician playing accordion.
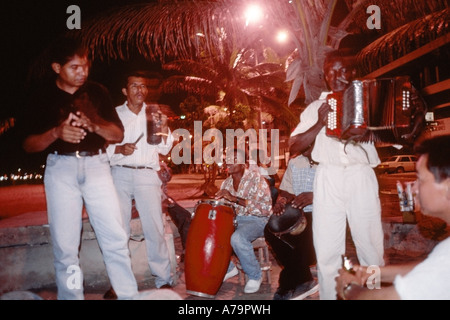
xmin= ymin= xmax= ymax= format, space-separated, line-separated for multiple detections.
xmin=289 ymin=50 xmax=385 ymax=300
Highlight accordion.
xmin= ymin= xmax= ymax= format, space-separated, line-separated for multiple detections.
xmin=326 ymin=76 xmax=414 ymax=143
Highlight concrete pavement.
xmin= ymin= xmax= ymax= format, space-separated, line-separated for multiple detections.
xmin=1 ymin=173 xmax=445 ymax=301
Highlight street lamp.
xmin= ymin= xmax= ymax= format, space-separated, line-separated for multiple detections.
xmin=244 ymin=4 xmax=264 ymax=26
xmin=276 ymin=30 xmax=289 ymax=43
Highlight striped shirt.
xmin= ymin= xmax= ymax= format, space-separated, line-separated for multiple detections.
xmin=279 ymin=156 xmax=316 ymax=212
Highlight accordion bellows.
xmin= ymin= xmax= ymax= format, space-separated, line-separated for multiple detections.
xmin=326 ymin=76 xmax=414 ymax=143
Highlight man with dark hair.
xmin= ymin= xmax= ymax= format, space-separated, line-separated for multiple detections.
xmin=106 ymin=70 xmax=174 ymax=293
xmin=215 ymin=148 xmax=272 ymax=294
xmin=336 ymin=135 xmax=450 ymax=300
xmin=289 ymin=49 xmax=385 ymax=299
xmin=20 ymin=37 xmax=138 ymax=300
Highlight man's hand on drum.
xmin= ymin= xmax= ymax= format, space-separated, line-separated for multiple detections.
xmin=291 ymin=192 xmax=313 ymax=210
xmin=272 ymin=197 xmax=287 ymax=216
xmin=215 ymin=189 xmax=236 ymax=203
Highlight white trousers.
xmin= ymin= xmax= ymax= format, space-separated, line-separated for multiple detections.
xmin=313 ymin=164 xmax=385 ymax=300
xmin=111 ymin=166 xmax=172 ymax=288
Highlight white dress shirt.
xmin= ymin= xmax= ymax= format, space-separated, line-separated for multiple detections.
xmin=107 ymin=102 xmax=173 ymax=170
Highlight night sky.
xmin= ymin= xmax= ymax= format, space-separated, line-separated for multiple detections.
xmin=1 ymin=0 xmax=159 ymax=119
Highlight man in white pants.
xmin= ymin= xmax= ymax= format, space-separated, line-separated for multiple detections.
xmin=106 ymin=71 xmax=174 ymax=296
xmin=289 ymin=50 xmax=384 ymax=300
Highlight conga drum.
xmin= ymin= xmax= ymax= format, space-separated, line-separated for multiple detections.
xmin=185 ymin=199 xmax=235 ymax=298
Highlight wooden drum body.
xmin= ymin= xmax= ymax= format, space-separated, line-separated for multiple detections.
xmin=185 ymin=200 xmax=235 ymax=298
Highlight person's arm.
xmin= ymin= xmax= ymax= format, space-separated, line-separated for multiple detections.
xmin=377 ymin=262 xmax=421 ymax=283
xmin=114 ymin=143 xmax=137 ymax=156
xmin=291 ymin=192 xmax=313 ymax=209
xmin=156 ymin=128 xmax=174 ymax=156
xmin=23 ymin=112 xmax=86 ymax=153
xmin=215 ymin=188 xmax=248 ymax=206
xmin=272 ymin=190 xmax=295 ymax=215
xmin=336 ymin=262 xmax=421 ymax=300
xmin=289 ymin=102 xmax=330 ymax=156
xmin=342 ymin=283 xmax=400 ymax=300
xmin=73 ymin=111 xmax=123 ymax=143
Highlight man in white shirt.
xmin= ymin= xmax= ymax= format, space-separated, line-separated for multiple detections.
xmin=106 ymin=71 xmax=174 ymax=293
xmin=336 ymin=135 xmax=450 ymax=300
xmin=289 ymin=50 xmax=385 ymax=299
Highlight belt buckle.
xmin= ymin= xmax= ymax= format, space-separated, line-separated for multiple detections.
xmin=76 ymin=151 xmax=81 ymax=158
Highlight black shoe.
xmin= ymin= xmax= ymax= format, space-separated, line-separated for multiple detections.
xmin=289 ymin=280 xmax=319 ymax=300
xmin=273 ymin=288 xmax=293 ymax=300
xmin=103 ymin=287 xmax=117 ymax=300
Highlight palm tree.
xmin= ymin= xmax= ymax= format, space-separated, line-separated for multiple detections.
xmin=77 ymin=0 xmax=448 ymax=107
xmin=161 ymin=45 xmax=297 ymax=130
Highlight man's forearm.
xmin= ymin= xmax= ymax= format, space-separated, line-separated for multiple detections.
xmin=23 ymin=128 xmax=58 ymax=153
xmin=95 ymin=123 xmax=124 ymax=144
xmin=289 ymin=121 xmax=323 ymax=156
xmin=379 ymin=262 xmax=421 ymax=283
xmin=276 ymin=189 xmax=295 ymax=204
xmin=344 ymin=284 xmax=400 ymax=300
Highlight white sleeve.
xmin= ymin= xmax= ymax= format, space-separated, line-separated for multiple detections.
xmin=394 ymin=239 xmax=450 ymax=300
xmin=290 ymin=100 xmax=322 ymax=136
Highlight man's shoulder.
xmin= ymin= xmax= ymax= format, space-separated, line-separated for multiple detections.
xmin=244 ymin=169 xmax=264 ymax=181
xmin=304 ymin=92 xmax=330 ymax=109
xmin=115 ymin=102 xmax=128 ymax=112
xmin=81 ymin=80 xmax=109 ymax=94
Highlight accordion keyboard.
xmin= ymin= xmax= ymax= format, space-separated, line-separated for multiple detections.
xmin=328 ymin=97 xmax=338 ymax=130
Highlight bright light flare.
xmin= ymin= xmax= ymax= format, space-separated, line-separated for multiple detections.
xmin=245 ymin=4 xmax=263 ymax=26
xmin=276 ymin=30 xmax=289 ymax=43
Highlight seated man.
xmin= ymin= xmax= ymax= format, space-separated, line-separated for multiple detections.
xmin=264 ymin=140 xmax=318 ymax=300
xmin=335 ymin=135 xmax=450 ymax=300
xmin=250 ymin=148 xmax=279 ymax=205
xmin=215 ymin=149 xmax=272 ymax=294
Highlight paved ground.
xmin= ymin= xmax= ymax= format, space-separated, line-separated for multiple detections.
xmin=22 ymin=229 xmax=430 ymax=302
xmin=1 ymin=172 xmax=445 ymax=302
xmin=28 ymin=235 xmax=304 ymax=301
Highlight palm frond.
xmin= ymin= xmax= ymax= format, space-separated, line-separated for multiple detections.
xmin=358 ymin=7 xmax=450 ymax=75
xmin=162 ymin=75 xmax=216 ymax=98
xmin=79 ymin=1 xmax=247 ymax=64
xmin=163 ymin=60 xmax=218 ymax=80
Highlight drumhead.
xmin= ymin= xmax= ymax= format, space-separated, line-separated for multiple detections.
xmin=193 ymin=199 xmax=236 ymax=217
xmin=196 ymin=199 xmax=235 ymax=207
xmin=267 ymin=204 xmax=306 ymax=236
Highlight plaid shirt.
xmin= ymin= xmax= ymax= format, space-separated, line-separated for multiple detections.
xmin=279 ymin=155 xmax=317 ymax=212
xmin=220 ymin=169 xmax=272 ymax=217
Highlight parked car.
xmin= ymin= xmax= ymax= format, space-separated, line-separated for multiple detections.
xmin=376 ymin=155 xmax=418 ymax=174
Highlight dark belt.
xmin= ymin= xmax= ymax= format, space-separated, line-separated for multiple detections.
xmin=53 ymin=148 xmax=106 ymax=158
xmin=115 ymin=165 xmax=154 ymax=170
